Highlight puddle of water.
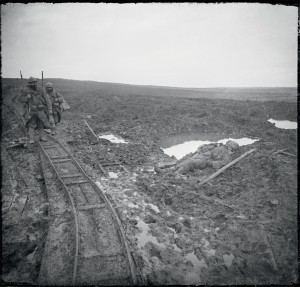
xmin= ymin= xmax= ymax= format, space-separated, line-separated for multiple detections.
xmin=127 ymin=202 xmax=139 ymax=209
xmin=223 ymin=253 xmax=235 ymax=267
xmin=99 ymin=134 xmax=128 ymax=143
xmin=108 ymin=172 xmax=118 ymax=179
xmin=268 ymin=118 xmax=297 ymax=129
xmin=201 ymin=238 xmax=216 ymax=257
xmin=136 ymin=218 xmax=165 ymax=249
xmin=162 ymin=137 xmax=259 ymax=160
xmin=184 ymin=272 xmax=202 ymax=285
xmin=185 ymin=251 xmax=207 ymax=270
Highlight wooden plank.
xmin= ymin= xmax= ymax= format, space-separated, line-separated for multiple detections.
xmin=77 ymin=204 xmax=107 ymax=211
xmin=83 ymin=120 xmax=99 ymax=141
xmin=60 ymin=173 xmax=83 ymax=179
xmin=65 ymin=180 xmax=89 ymax=186
xmin=52 ymin=158 xmax=73 ymax=164
xmin=50 ymin=155 xmax=70 ymax=160
xmin=42 ymin=145 xmax=57 ymax=149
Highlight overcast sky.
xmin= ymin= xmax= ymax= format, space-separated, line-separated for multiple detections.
xmin=1 ymin=3 xmax=298 ymax=88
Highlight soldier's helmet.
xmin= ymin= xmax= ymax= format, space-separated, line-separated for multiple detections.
xmin=225 ymin=140 xmax=239 ymax=151
xmin=46 ymin=82 xmax=53 ymax=88
xmin=28 ymin=77 xmax=37 ymax=84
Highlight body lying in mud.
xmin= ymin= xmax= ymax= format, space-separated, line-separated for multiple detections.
xmin=155 ymin=140 xmax=239 ymax=174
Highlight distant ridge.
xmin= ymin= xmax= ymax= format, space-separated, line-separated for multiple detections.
xmin=2 ymin=77 xmax=297 ymax=102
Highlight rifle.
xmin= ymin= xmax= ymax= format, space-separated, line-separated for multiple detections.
xmin=42 ymin=71 xmax=44 ymax=89
xmin=12 ymin=71 xmax=23 ymax=103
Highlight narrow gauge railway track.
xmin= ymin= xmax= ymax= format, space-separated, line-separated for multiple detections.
xmin=3 ymin=99 xmax=139 ymax=285
xmin=39 ymin=135 xmax=138 ymax=285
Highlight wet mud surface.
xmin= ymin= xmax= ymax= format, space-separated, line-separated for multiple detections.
xmin=2 ymin=84 xmax=298 ymax=285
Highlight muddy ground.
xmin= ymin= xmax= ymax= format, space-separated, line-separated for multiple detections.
xmin=1 ymin=83 xmax=298 ymax=285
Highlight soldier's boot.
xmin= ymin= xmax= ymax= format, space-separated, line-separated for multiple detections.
xmin=51 ymin=126 xmax=56 ymax=135
xmin=38 ymin=128 xmax=47 ymax=142
xmin=28 ymin=127 xmax=35 ymax=144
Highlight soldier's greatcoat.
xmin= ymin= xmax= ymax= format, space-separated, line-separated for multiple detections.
xmin=47 ymin=90 xmax=68 ymax=124
xmin=18 ymin=86 xmax=52 ymax=129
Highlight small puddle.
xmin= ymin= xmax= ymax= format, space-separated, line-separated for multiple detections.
xmin=185 ymin=251 xmax=207 ymax=270
xmin=136 ymin=218 xmax=165 ymax=250
xmin=108 ymin=171 xmax=118 ymax=178
xmin=161 ymin=136 xmax=259 ymax=160
xmin=127 ymin=202 xmax=139 ymax=209
xmin=99 ymin=134 xmax=128 ymax=143
xmin=268 ymin=118 xmax=297 ymax=129
xmin=201 ymin=238 xmax=216 ymax=257
xmin=184 ymin=251 xmax=207 ymax=285
xmin=223 ymin=253 xmax=235 ymax=267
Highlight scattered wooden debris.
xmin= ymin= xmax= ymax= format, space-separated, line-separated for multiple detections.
xmin=271 ymin=149 xmax=287 ymax=155
xmin=6 ymin=142 xmax=28 ymax=149
xmin=20 ymin=197 xmax=29 ymax=216
xmin=190 ymin=191 xmax=238 ymax=210
xmin=198 ymin=148 xmax=256 ymax=186
xmin=260 ymin=224 xmax=279 ymax=271
xmin=278 ymin=151 xmax=295 ymax=157
xmin=272 ymin=149 xmax=295 ymax=157
xmin=83 ymin=119 xmax=99 ymax=142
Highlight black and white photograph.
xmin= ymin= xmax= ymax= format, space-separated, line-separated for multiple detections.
xmin=1 ymin=2 xmax=298 ymax=285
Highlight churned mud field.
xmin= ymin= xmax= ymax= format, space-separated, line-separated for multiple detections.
xmin=2 ymin=80 xmax=298 ymax=285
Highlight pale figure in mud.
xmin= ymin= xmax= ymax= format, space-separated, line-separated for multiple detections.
xmin=18 ymin=77 xmax=54 ymax=143
xmin=45 ymin=82 xmax=69 ymax=135
xmin=155 ymin=140 xmax=239 ymax=174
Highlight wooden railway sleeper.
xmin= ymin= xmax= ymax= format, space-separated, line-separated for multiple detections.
xmin=65 ymin=180 xmax=89 ymax=186
xmin=77 ymin=204 xmax=107 ymax=211
xmin=50 ymin=155 xmax=71 ymax=160
xmin=52 ymin=158 xmax=73 ymax=163
xmin=60 ymin=173 xmax=83 ymax=179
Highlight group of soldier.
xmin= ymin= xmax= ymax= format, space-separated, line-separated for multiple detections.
xmin=18 ymin=77 xmax=69 ymax=144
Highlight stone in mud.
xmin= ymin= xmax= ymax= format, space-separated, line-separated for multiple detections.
xmin=129 ymin=218 xmax=138 ymax=225
xmin=164 ymin=196 xmax=173 ymax=206
xmin=124 ymin=189 xmax=134 ymax=197
xmin=144 ymin=214 xmax=157 ymax=224
xmin=182 ymin=217 xmax=192 ymax=229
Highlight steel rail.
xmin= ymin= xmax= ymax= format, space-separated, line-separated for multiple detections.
xmin=44 ymin=134 xmax=138 ymax=285
xmin=38 ymin=143 xmax=79 ymax=285
xmin=4 ymin=97 xmax=138 ymax=285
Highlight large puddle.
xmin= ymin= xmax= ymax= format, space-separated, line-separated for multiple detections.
xmin=268 ymin=118 xmax=297 ymax=129
xmin=161 ymin=135 xmax=259 ymax=160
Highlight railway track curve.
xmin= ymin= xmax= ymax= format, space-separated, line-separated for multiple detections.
xmin=3 ymin=96 xmax=139 ymax=285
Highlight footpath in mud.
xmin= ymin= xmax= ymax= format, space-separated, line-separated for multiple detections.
xmin=1 ymin=85 xmax=298 ymax=285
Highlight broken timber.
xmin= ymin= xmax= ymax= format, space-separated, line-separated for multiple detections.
xmin=199 ymin=148 xmax=257 ymax=186
xmin=276 ymin=151 xmax=295 ymax=157
xmin=83 ymin=120 xmax=99 ymax=141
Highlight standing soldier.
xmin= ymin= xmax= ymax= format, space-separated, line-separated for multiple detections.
xmin=18 ymin=77 xmax=54 ymax=143
xmin=45 ymin=82 xmax=69 ymax=135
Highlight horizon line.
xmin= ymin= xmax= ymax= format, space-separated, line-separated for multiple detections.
xmin=2 ymin=77 xmax=297 ymax=89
